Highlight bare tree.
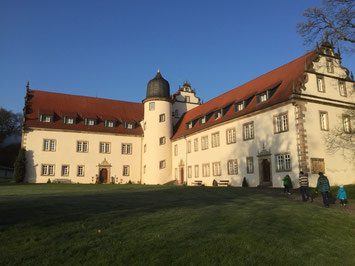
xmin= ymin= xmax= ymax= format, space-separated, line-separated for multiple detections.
xmin=0 ymin=107 xmax=22 ymax=144
xmin=297 ymin=0 xmax=355 ymax=52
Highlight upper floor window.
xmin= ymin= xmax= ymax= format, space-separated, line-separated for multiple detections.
xmin=235 ymin=102 xmax=244 ymax=112
xmin=149 ymin=102 xmax=155 ymax=111
xmin=43 ymin=139 xmax=56 ymax=151
xmin=243 ymin=122 xmax=254 ymax=140
xmin=274 ymin=113 xmax=288 ymax=133
xmin=77 ymin=141 xmax=88 ymax=153
xmin=185 ymin=96 xmax=190 ymax=103
xmin=317 ymin=76 xmax=325 ymax=92
xmin=159 ymin=137 xmax=166 ymax=145
xmin=226 ymin=128 xmax=236 ymax=144
xmin=41 ymin=164 xmax=55 ymax=176
xmin=174 ymin=144 xmax=178 ymax=156
xmin=194 ymin=138 xmax=198 ymax=152
xmin=159 ymin=114 xmax=165 ymax=122
xmin=246 ymin=157 xmax=254 ymax=174
xmin=122 ymin=143 xmax=132 ymax=154
xmin=326 ymin=59 xmax=334 ymax=73
xmin=187 ymin=140 xmax=191 ymax=153
xmin=39 ymin=114 xmax=53 ymax=123
xmin=201 ymin=136 xmax=209 ymax=150
xmin=64 ymin=116 xmax=75 ymax=125
xmin=84 ymin=118 xmax=97 ymax=126
xmin=212 ymin=162 xmax=221 ymax=176
xmin=319 ymin=111 xmax=329 ymax=131
xmin=343 ymin=115 xmax=351 ymax=133
xmin=104 ymin=120 xmax=115 ymax=128
xmin=276 ymin=154 xmax=291 ymax=172
xmin=211 ymin=132 xmax=220 ymax=148
xmin=100 ymin=142 xmax=111 ymax=153
xmin=227 ymin=159 xmax=238 ymax=175
xmin=159 ymin=160 xmax=166 ymax=169
xmin=339 ymin=81 xmax=347 ymax=97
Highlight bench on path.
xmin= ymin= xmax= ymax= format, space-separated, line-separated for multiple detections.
xmin=218 ymin=180 xmax=231 ymax=187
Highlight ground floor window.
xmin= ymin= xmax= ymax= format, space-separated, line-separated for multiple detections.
xmin=275 ymin=154 xmax=291 ymax=172
xmin=246 ymin=157 xmax=254 ymax=173
xmin=194 ymin=165 xmax=199 ymax=178
xmin=213 ymin=162 xmax=221 ymax=176
xmin=42 ymin=164 xmax=55 ymax=176
xmin=227 ymin=160 xmax=238 ymax=175
xmin=188 ymin=166 xmax=192 ymax=178
xmin=123 ymin=165 xmax=130 ymax=176
xmin=202 ymin=163 xmax=210 ymax=177
xmin=61 ymin=165 xmax=69 ymax=176
xmin=77 ymin=165 xmax=85 ymax=177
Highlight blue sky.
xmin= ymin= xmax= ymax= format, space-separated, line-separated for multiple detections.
xmin=1 ymin=0 xmax=354 ymax=113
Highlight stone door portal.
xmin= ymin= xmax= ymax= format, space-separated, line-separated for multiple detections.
xmin=262 ymin=159 xmax=271 ymax=182
xmin=180 ymin=167 xmax=184 ymax=185
xmin=100 ymin=168 xmax=108 ymax=184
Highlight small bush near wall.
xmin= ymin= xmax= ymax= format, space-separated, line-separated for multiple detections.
xmin=13 ymin=148 xmax=26 ymax=183
xmin=242 ymin=177 xmax=249 ymax=187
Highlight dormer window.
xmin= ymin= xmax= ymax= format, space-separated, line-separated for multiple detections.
xmin=123 ymin=122 xmax=135 ymax=129
xmin=235 ymin=102 xmax=244 ymax=112
xmin=187 ymin=121 xmax=193 ymax=129
xmin=63 ymin=116 xmax=76 ymax=125
xmin=215 ymin=109 xmax=222 ymax=120
xmin=84 ymin=118 xmax=97 ymax=126
xmin=199 ymin=116 xmax=206 ymax=125
xmin=39 ymin=114 xmax=53 ymax=123
xmin=257 ymin=91 xmax=268 ymax=104
xmin=104 ymin=120 xmax=116 ymax=128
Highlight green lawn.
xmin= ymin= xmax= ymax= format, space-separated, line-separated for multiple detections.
xmin=0 ymin=183 xmax=354 ymax=265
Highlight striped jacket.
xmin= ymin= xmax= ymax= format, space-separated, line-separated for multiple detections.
xmin=299 ymin=174 xmax=309 ymax=187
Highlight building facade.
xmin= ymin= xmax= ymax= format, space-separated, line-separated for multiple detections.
xmin=22 ymin=41 xmax=355 ymax=187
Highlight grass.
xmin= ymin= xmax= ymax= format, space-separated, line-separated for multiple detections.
xmin=0 ymin=183 xmax=354 ymax=265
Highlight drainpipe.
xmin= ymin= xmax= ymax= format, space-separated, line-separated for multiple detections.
xmin=184 ymin=135 xmax=188 ymax=186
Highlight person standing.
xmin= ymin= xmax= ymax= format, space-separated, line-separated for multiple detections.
xmin=316 ymin=172 xmax=330 ymax=208
xmin=336 ymin=184 xmax=348 ymax=207
xmin=299 ymin=171 xmax=310 ymax=202
xmin=283 ymin=174 xmax=291 ymax=195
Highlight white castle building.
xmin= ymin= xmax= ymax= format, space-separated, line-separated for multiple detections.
xmin=22 ymin=41 xmax=355 ymax=187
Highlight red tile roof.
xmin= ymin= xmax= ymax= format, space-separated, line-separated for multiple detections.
xmin=172 ymin=51 xmax=316 ymax=139
xmin=24 ymin=90 xmax=144 ymax=135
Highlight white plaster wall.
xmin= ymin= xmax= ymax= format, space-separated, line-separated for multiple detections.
xmin=23 ymin=129 xmax=142 ymax=183
xmin=303 ymin=102 xmax=355 ymax=186
xmin=172 ymin=103 xmax=300 ymax=188
xmin=142 ymin=100 xmax=173 ymax=184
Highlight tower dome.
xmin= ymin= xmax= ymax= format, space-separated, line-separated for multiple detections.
xmin=146 ymin=70 xmax=170 ymax=99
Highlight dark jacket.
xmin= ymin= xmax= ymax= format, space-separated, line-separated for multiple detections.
xmin=316 ymin=175 xmax=330 ymax=193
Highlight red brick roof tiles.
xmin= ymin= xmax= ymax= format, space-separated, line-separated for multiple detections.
xmin=172 ymin=51 xmax=316 ymax=139
xmin=25 ymin=90 xmax=144 ymax=135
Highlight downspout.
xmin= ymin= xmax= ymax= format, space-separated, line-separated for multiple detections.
xmin=184 ymin=134 xmax=188 ymax=185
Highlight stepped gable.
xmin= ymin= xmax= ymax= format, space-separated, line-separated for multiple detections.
xmin=172 ymin=51 xmax=316 ymax=139
xmin=24 ymin=90 xmax=144 ymax=135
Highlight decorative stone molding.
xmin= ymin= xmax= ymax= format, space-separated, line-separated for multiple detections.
xmin=294 ymin=101 xmax=309 ymax=173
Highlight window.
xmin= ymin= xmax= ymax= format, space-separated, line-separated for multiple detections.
xmin=174 ymin=144 xmax=178 ymax=156
xmin=159 ymin=160 xmax=166 ymax=169
xmin=326 ymin=59 xmax=334 ymax=73
xmin=200 ymin=116 xmax=206 ymax=125
xmin=41 ymin=164 xmax=55 ymax=176
xmin=339 ymin=81 xmax=347 ymax=97
xmin=175 ymin=168 xmax=178 ymax=179
xmin=235 ymin=102 xmax=244 ymax=112
xmin=211 ymin=132 xmax=220 ymax=148
xmin=317 ymin=76 xmax=325 ymax=92
xmin=212 ymin=162 xmax=221 ymax=176
xmin=123 ymin=165 xmax=130 ymax=176
xmin=202 ymin=163 xmax=210 ymax=177
xmin=257 ymin=92 xmax=268 ymax=103
xmin=149 ymin=102 xmax=155 ymax=111
xmin=159 ymin=137 xmax=166 ymax=145
xmin=187 ymin=141 xmax=191 ymax=153
xmin=40 ymin=114 xmax=53 ymax=123
xmin=64 ymin=117 xmax=75 ymax=124
xmin=227 ymin=160 xmax=238 ymax=175
xmin=77 ymin=141 xmax=88 ymax=153
xmin=215 ymin=110 xmax=222 ymax=120
xmin=77 ymin=165 xmax=84 ymax=177
xmin=124 ymin=122 xmax=135 ymax=129
xmin=84 ymin=118 xmax=96 ymax=126
xmin=226 ymin=128 xmax=236 ymax=144
xmin=143 ymin=165 xmax=146 ymax=174
xmin=122 ymin=143 xmax=132 ymax=154
xmin=194 ymin=165 xmax=199 ymax=178
xmin=319 ymin=111 xmax=329 ymax=131
xmin=99 ymin=142 xmax=110 ymax=153
xmin=311 ymin=158 xmax=325 ymax=174
xmin=174 ymin=110 xmax=179 ymax=117
xmin=247 ymin=157 xmax=254 ymax=174
xmin=186 ymin=96 xmax=190 ymax=102
xmin=43 ymin=139 xmax=56 ymax=151
xmin=274 ymin=113 xmax=288 ymax=133
xmin=194 ymin=138 xmax=198 ymax=152
xmin=187 ymin=122 xmax=193 ymax=129
xmin=201 ymin=136 xmax=209 ymax=150
xmin=276 ymin=154 xmax=291 ymax=172
xmin=61 ymin=165 xmax=69 ymax=176
xmin=243 ymin=122 xmax=254 ymax=140
xmin=343 ymin=115 xmax=351 ymax=133
xmin=188 ymin=166 xmax=192 ymax=178
xmin=159 ymin=114 xmax=165 ymax=122
xmin=144 ymin=144 xmax=147 ymax=153
xmin=104 ymin=120 xmax=115 ymax=128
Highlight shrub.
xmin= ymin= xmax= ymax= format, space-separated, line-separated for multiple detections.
xmin=212 ymin=179 xmax=218 ymax=187
xmin=13 ymin=148 xmax=26 ymax=183
xmin=242 ymin=177 xmax=249 ymax=187
xmin=47 ymin=178 xmax=51 ymax=184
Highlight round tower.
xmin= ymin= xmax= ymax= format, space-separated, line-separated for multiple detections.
xmin=142 ymin=70 xmax=173 ymax=184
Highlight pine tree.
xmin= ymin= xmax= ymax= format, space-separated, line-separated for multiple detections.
xmin=13 ymin=148 xmax=26 ymax=183
xmin=242 ymin=177 xmax=249 ymax=187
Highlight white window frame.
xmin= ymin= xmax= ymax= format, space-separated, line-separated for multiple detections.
xmin=211 ymin=132 xmax=220 ymax=148
xmin=187 ymin=140 xmax=191 ymax=153
xmin=77 ymin=141 xmax=88 ymax=153
xmin=339 ymin=81 xmax=347 ymax=97
xmin=319 ymin=111 xmax=329 ymax=131
xmin=188 ymin=166 xmax=192 ymax=178
xmin=275 ymin=154 xmax=291 ymax=172
xmin=274 ymin=113 xmax=288 ymax=133
xmin=343 ymin=115 xmax=351 ymax=133
xmin=43 ymin=139 xmax=56 ymax=152
xmin=194 ymin=165 xmax=199 ymax=178
xmin=159 ymin=114 xmax=165 ymax=122
xmin=247 ymin=157 xmax=254 ymax=174
xmin=243 ymin=122 xmax=254 ymax=140
xmin=77 ymin=165 xmax=85 ymax=177
xmin=159 ymin=160 xmax=166 ymax=169
xmin=41 ymin=164 xmax=55 ymax=176
xmin=202 ymin=163 xmax=210 ymax=177
xmin=194 ymin=138 xmax=198 ymax=152
xmin=122 ymin=143 xmax=132 ymax=154
xmin=226 ymin=128 xmax=236 ymax=144
xmin=123 ymin=165 xmax=130 ymax=176
xmin=61 ymin=165 xmax=69 ymax=176
xmin=99 ymin=142 xmax=111 ymax=154
xmin=201 ymin=136 xmax=209 ymax=150
xmin=317 ymin=76 xmax=325 ymax=92
xmin=212 ymin=162 xmax=221 ymax=176
xmin=159 ymin=137 xmax=166 ymax=145
xmin=227 ymin=160 xmax=238 ymax=175
xmin=149 ymin=102 xmax=155 ymax=111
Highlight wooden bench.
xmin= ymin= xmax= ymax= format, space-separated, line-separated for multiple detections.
xmin=218 ymin=180 xmax=230 ymax=187
xmin=52 ymin=178 xmax=72 ymax=184
xmin=192 ymin=180 xmax=203 ymax=186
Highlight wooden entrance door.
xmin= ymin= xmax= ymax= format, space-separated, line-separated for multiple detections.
xmin=262 ymin=159 xmax=270 ymax=182
xmin=100 ymin=168 xmax=108 ymax=184
xmin=180 ymin=168 xmax=184 ymax=184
